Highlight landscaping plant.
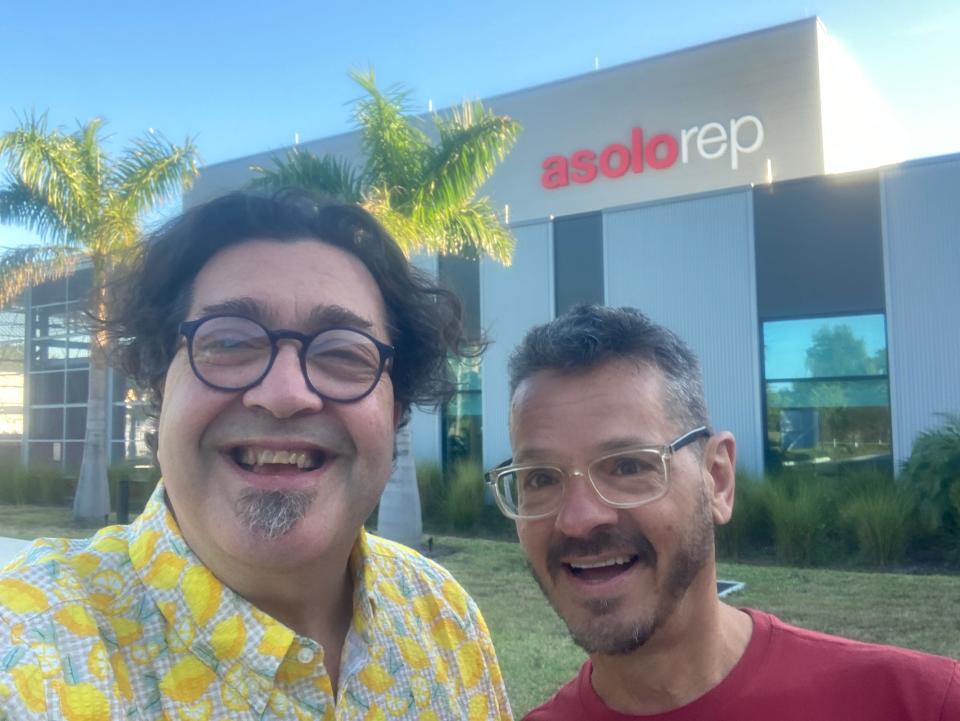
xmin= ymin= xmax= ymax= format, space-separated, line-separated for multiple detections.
xmin=899 ymin=413 xmax=960 ymax=540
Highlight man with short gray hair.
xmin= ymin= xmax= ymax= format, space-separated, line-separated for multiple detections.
xmin=491 ymin=304 xmax=958 ymax=720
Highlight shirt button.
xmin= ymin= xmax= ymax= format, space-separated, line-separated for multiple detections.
xmin=297 ymin=647 xmax=315 ymax=664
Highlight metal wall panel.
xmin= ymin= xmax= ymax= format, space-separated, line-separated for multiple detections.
xmin=480 ymin=222 xmax=554 ymax=469
xmin=604 ymin=190 xmax=764 ymax=475
xmin=881 ymin=155 xmax=960 ymax=466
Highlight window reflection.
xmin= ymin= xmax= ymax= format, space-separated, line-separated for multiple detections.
xmin=763 ymin=314 xmax=891 ymax=471
xmin=443 ymin=355 xmax=482 ymax=470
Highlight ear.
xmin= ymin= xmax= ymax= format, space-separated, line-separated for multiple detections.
xmin=703 ymin=431 xmax=737 ymax=526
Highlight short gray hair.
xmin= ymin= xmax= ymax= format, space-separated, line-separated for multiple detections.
xmin=508 ymin=305 xmax=709 ymax=432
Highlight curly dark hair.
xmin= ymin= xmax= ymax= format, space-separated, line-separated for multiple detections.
xmin=107 ymin=189 xmax=472 ymax=424
xmin=508 ymin=304 xmax=709 ymax=432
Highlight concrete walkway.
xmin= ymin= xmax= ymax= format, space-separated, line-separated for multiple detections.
xmin=0 ymin=536 xmax=30 ymax=567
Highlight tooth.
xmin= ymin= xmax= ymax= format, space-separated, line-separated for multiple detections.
xmin=296 ymin=452 xmax=307 ymax=469
xmin=241 ymin=448 xmax=257 ymax=466
xmin=275 ymin=450 xmax=290 ymax=464
xmin=571 ymin=557 xmax=631 ymax=570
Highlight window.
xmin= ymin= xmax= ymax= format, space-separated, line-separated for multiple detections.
xmin=438 ymin=255 xmax=483 ymax=471
xmin=0 ymin=308 xmax=25 ymax=450
xmin=762 ymin=314 xmax=891 ymax=471
xmin=554 ymin=212 xmax=604 ymax=315
xmin=442 ymin=355 xmax=482 ymax=471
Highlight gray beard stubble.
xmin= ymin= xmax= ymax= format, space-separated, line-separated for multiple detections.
xmin=234 ymin=488 xmax=317 ymax=539
xmin=530 ymin=486 xmax=715 ymax=656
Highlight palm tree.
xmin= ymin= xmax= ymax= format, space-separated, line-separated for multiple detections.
xmin=251 ymin=69 xmax=520 ymax=547
xmin=0 ymin=112 xmax=199 ymax=523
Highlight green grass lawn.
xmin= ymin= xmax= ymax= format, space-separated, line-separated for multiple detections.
xmin=3 ymin=505 xmax=958 ymax=718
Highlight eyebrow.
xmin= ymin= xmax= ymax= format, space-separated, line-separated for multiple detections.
xmin=197 ymin=298 xmax=374 ymax=332
xmin=307 ymin=304 xmax=373 ymax=332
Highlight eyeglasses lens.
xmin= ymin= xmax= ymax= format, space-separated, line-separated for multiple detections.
xmin=589 ymin=449 xmax=667 ymax=505
xmin=495 ymin=449 xmax=668 ymax=518
xmin=305 ymin=330 xmax=383 ymax=400
xmin=189 ymin=318 xmax=385 ymax=400
xmin=191 ymin=316 xmax=272 ymax=389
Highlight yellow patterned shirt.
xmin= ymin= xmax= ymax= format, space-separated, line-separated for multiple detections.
xmin=0 ymin=483 xmax=512 ymax=720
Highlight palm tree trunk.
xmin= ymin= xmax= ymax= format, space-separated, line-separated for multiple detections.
xmin=72 ymin=281 xmax=110 ymax=524
xmin=376 ymin=422 xmax=423 ymax=548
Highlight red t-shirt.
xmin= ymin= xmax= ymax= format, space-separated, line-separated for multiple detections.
xmin=523 ymin=609 xmax=960 ymax=720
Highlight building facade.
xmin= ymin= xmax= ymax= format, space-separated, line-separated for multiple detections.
xmin=0 ymin=267 xmax=151 ymax=467
xmin=5 ymin=18 xmax=958 ymax=479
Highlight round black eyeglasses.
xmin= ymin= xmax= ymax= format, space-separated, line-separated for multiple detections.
xmin=178 ymin=314 xmax=395 ymax=402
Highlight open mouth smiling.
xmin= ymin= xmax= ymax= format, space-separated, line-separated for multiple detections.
xmin=564 ymin=555 xmax=642 ymax=583
xmin=230 ymin=445 xmax=329 ymax=474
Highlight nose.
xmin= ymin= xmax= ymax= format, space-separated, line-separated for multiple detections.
xmin=553 ymin=471 xmax=620 ymax=537
xmin=242 ymin=341 xmax=325 ymax=418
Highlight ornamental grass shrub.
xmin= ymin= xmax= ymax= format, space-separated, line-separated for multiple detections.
xmin=899 ymin=413 xmax=960 ymax=540
xmin=842 ymin=484 xmax=913 ymax=566
xmin=0 ymin=460 xmax=23 ymax=504
xmin=766 ymin=471 xmax=837 ymax=566
xmin=416 ymin=460 xmax=446 ymax=529
xmin=715 ymin=469 xmax=773 ymax=560
xmin=447 ymin=460 xmax=485 ymax=532
xmin=0 ymin=463 xmax=68 ymax=505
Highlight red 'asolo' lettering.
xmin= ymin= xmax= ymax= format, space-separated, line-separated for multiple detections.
xmin=541 ymin=115 xmax=764 ymax=190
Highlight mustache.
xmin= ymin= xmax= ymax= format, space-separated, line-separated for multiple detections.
xmin=547 ymin=527 xmax=657 ymax=574
xmin=206 ymin=414 xmax=355 ymax=450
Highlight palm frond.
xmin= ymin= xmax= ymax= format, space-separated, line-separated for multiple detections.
xmin=113 ymin=130 xmax=199 ymax=219
xmin=0 ymin=244 xmax=83 ymax=307
xmin=350 ymin=68 xmax=429 ymax=195
xmin=75 ymin=117 xmax=107 ymax=214
xmin=249 ymin=148 xmax=363 ymax=202
xmin=415 ymin=101 xmax=520 ymax=220
xmin=94 ymin=201 xmax=141 ymax=256
xmin=0 ymin=111 xmax=88 ymax=228
xmin=433 ymin=199 xmax=514 ymax=265
xmin=361 ymin=188 xmax=424 ymax=256
xmin=0 ymin=174 xmax=75 ymax=245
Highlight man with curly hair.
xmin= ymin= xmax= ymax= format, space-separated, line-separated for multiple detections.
xmin=0 ymin=190 xmax=512 ymax=719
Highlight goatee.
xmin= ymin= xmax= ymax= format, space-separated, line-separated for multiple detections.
xmin=235 ymin=488 xmax=316 ymax=539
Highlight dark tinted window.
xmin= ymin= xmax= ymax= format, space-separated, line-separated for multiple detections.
xmin=754 ymin=172 xmax=884 ymax=319
xmin=554 ymin=212 xmax=604 ymax=315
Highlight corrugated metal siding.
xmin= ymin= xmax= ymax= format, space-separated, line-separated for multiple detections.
xmin=603 ymin=190 xmax=764 ymax=475
xmin=480 ymin=222 xmax=554 ymax=469
xmin=881 ymin=156 xmax=960 ymax=466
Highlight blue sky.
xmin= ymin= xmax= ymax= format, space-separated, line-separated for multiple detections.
xmin=2 ymin=0 xmax=958 ymax=248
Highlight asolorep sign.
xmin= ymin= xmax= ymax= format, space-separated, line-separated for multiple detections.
xmin=541 ymin=114 xmax=764 ymax=190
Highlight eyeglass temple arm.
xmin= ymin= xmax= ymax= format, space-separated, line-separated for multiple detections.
xmin=484 ymin=458 xmax=513 ymax=485
xmin=670 ymin=426 xmax=711 ymax=453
